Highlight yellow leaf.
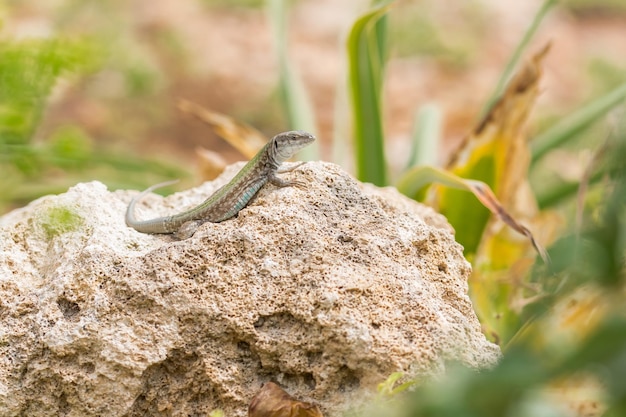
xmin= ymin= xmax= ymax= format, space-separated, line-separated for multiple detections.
xmin=195 ymin=147 xmax=227 ymax=182
xmin=178 ymin=99 xmax=267 ymax=159
xmin=441 ymin=44 xmax=551 ymax=258
xmin=437 ymin=44 xmax=558 ymax=344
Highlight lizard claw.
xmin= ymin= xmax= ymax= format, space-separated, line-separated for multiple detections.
xmin=290 ymin=180 xmax=307 ymax=189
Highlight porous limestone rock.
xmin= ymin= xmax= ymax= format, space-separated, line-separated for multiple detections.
xmin=0 ymin=161 xmax=500 ymax=416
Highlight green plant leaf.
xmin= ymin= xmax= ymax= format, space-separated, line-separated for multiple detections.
xmin=397 ymin=165 xmax=546 ymax=261
xmin=531 ymin=82 xmax=626 ymax=163
xmin=267 ymin=0 xmax=319 ymax=161
xmin=347 ymin=3 xmax=391 ymax=186
xmin=481 ymin=0 xmax=557 ymax=118
xmin=406 ymin=103 xmax=442 ymax=169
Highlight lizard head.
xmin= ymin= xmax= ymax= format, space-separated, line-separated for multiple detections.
xmin=270 ymin=130 xmax=316 ymax=162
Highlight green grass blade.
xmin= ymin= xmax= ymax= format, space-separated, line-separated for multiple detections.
xmin=531 ymin=82 xmax=626 ymax=163
xmin=347 ymin=4 xmax=391 ymax=186
xmin=397 ymin=166 xmax=547 ymax=261
xmin=331 ymin=70 xmax=350 ymax=167
xmin=397 ymin=165 xmax=462 ymax=197
xmin=536 ymin=169 xmax=605 ymax=209
xmin=406 ymin=103 xmax=442 ymax=169
xmin=267 ymin=0 xmax=319 ymax=160
xmin=481 ymin=0 xmax=557 ymax=118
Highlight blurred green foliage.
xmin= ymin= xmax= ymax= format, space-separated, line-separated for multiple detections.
xmin=348 ymin=0 xmax=624 ymax=317
xmin=268 ymin=0 xmax=319 ymax=160
xmin=564 ymin=0 xmax=626 ymax=14
xmin=384 ymin=0 xmax=515 ymax=70
xmin=361 ymin=131 xmax=626 ymax=416
xmin=0 ymin=37 xmax=98 ymax=148
xmin=200 ymin=0 xmax=265 ymax=8
xmin=589 ymin=59 xmax=626 ymax=95
xmin=0 ymin=37 xmax=186 ymax=212
xmin=342 ymin=2 xmax=626 ymax=413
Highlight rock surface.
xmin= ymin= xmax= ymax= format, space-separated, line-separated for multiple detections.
xmin=0 ymin=161 xmax=499 ymax=416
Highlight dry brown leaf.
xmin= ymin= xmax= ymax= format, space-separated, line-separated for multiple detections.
xmin=195 ymin=147 xmax=228 ymax=181
xmin=432 ymin=44 xmax=555 ymax=265
xmin=448 ymin=43 xmax=550 ymax=205
xmin=484 ymin=42 xmax=549 ymax=206
xmin=474 ymin=44 xmax=555 ymax=265
xmin=466 ymin=179 xmax=548 ymax=262
xmin=178 ymin=99 xmax=267 ymax=159
xmin=248 ymin=382 xmax=323 ymax=417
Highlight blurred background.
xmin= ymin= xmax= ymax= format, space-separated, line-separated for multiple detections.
xmin=1 ymin=0 xmax=624 ymax=213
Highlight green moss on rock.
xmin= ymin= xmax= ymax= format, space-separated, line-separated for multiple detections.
xmin=40 ymin=206 xmax=84 ymax=239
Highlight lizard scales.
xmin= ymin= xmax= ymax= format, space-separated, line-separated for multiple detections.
xmin=125 ymin=130 xmax=315 ymax=239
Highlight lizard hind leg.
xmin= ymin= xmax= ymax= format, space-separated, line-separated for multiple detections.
xmin=174 ymin=220 xmax=204 ymax=240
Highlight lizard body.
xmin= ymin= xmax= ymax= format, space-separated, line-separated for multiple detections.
xmin=125 ymin=130 xmax=315 ymax=239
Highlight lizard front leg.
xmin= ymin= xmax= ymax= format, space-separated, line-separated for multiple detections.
xmin=268 ymin=172 xmax=306 ymax=188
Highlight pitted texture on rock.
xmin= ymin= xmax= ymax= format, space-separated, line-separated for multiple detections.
xmin=0 ymin=161 xmax=499 ymax=417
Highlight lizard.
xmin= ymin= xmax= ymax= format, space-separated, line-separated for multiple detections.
xmin=125 ymin=130 xmax=315 ymax=239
